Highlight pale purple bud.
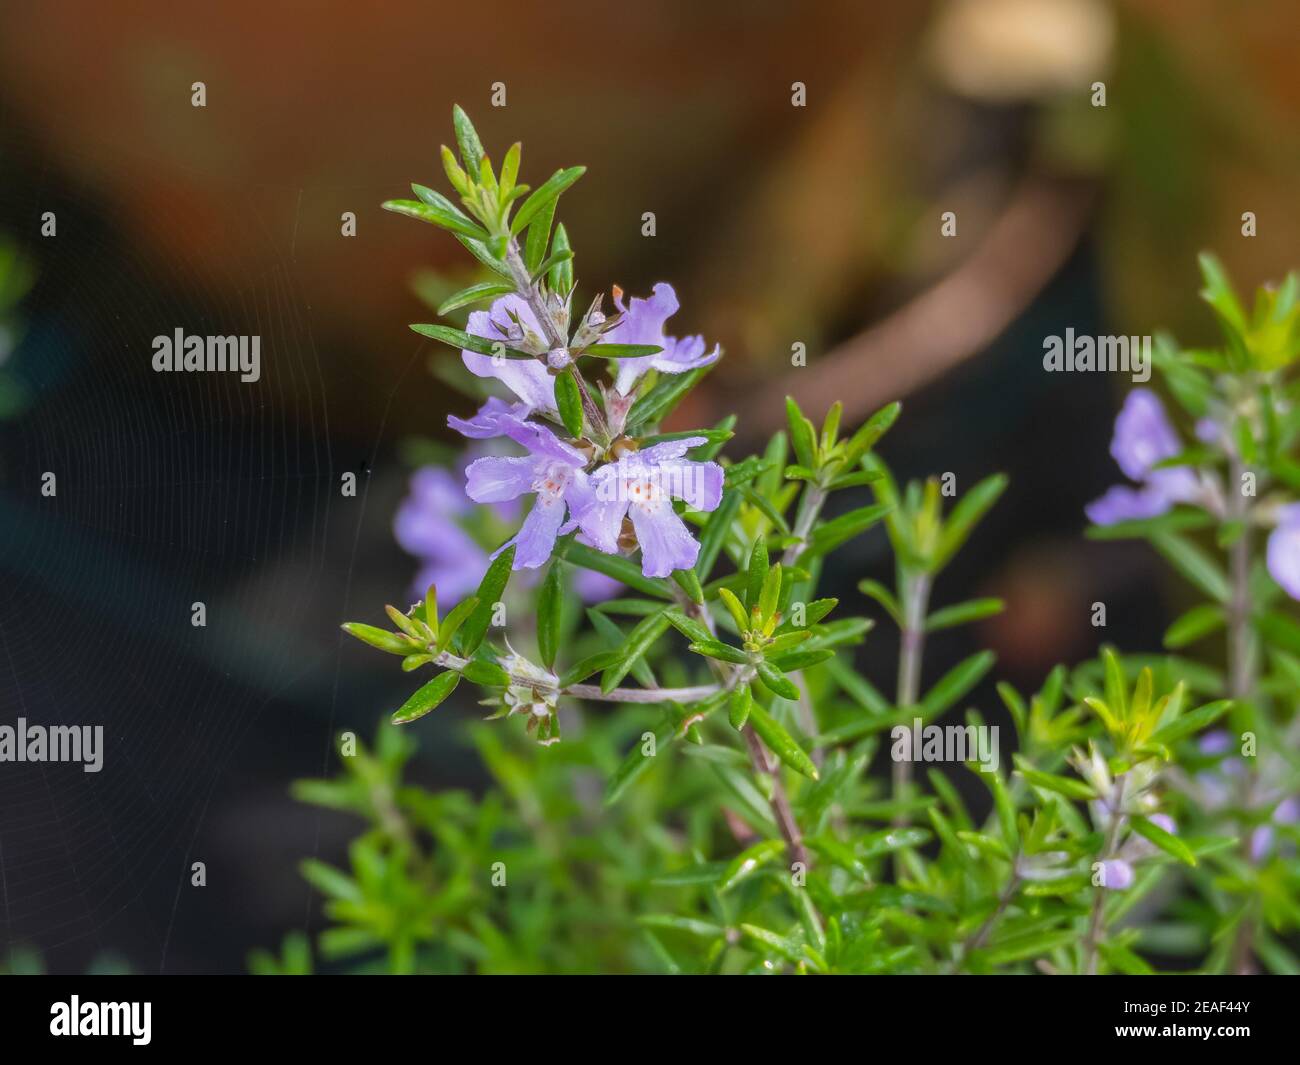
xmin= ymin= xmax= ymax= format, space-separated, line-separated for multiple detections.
xmin=1099 ymin=859 xmax=1134 ymax=890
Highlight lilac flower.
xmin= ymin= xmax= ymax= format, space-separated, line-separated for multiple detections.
xmin=465 ymin=419 xmax=590 ymax=570
xmin=1267 ymin=503 xmax=1300 ymax=600
xmin=396 ymin=460 xmax=618 ymax=602
xmin=604 ymin=283 xmax=719 ymax=396
xmin=573 ymin=567 xmax=620 ymax=602
xmin=457 ymin=295 xmax=557 ymax=426
xmin=1098 ymin=814 xmax=1179 ymax=891
xmin=448 ymin=394 xmax=531 ymax=440
xmin=394 ymin=466 xmax=490 ymax=602
xmin=1085 ymin=389 xmax=1201 ymax=525
xmin=1189 ymin=729 xmax=1300 ymax=862
xmin=1250 ymin=796 xmax=1300 ymax=862
xmin=1097 ymin=859 xmax=1134 ymax=890
xmin=578 ymin=437 xmax=724 ymax=577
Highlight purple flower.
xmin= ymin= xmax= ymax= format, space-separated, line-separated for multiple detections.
xmin=1251 ymin=796 xmax=1300 ymax=862
xmin=604 ymin=284 xmax=719 ymax=396
xmin=394 ymin=466 xmax=491 ymax=601
xmin=459 ymin=295 xmax=557 ymax=420
xmin=1086 ymin=389 xmax=1201 ymax=525
xmin=396 ymin=460 xmax=618 ymax=603
xmin=465 ymin=419 xmax=590 ymax=570
xmin=573 ymin=567 xmax=621 ymax=602
xmin=1097 ymin=859 xmax=1134 ymax=890
xmin=577 ymin=437 xmax=723 ymax=577
xmin=448 ymin=395 xmax=532 ymax=440
xmin=1267 ymin=503 xmax=1300 ymax=600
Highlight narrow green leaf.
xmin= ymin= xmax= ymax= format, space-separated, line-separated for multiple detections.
xmin=665 ymin=609 xmax=712 ymax=644
xmin=729 ymin=685 xmax=752 ymax=730
xmin=636 ymin=915 xmax=726 ymax=939
xmin=1103 ymin=647 xmax=1128 ymax=723
xmin=1150 ymin=531 xmax=1231 ymax=603
xmin=555 ymin=370 xmax=584 ymax=437
xmin=768 ymin=648 xmax=834 ymax=672
xmin=689 ymin=639 xmax=749 ymax=665
xmin=841 ymin=401 xmax=902 ymax=465
xmin=717 ymin=587 xmax=750 ymax=633
xmin=341 ymin=622 xmax=414 ymax=656
xmin=436 ymin=281 xmax=516 ymax=315
xmin=918 ymin=650 xmax=996 ymax=716
xmin=748 ymin=704 xmax=818 ymax=779
xmin=806 ymin=502 xmax=893 ymax=557
xmin=461 ymin=660 xmax=510 ymax=686
xmin=758 ymin=562 xmax=782 ymax=623
xmin=523 ymin=194 xmax=556 ymax=275
xmin=562 ymin=541 xmax=672 ymax=600
xmin=424 ymin=583 xmax=439 ymax=633
xmin=602 ymin=609 xmax=670 ymax=693
xmin=451 ymin=104 xmax=485 ymax=173
xmin=537 ymin=562 xmax=564 ymax=669
xmin=437 ymin=596 xmax=480 ymax=650
xmin=454 ymin=233 xmax=513 ymax=279
xmin=755 ymin=660 xmax=800 ymax=701
xmin=925 ymin=598 xmax=1004 ymax=632
xmin=530 ymin=247 xmax=573 ymax=285
xmin=745 ymin=537 xmax=769 ymax=611
xmin=509 ymin=166 xmax=586 ymax=235
xmin=858 ymin=579 xmax=901 ymax=625
xmin=695 ymin=487 xmax=741 ymax=578
xmin=625 ymin=367 xmax=710 ymax=431
xmin=1148 ymin=700 xmax=1231 ymax=748
xmin=785 ymin=396 xmax=818 ymax=469
xmin=1163 ymin=603 xmax=1226 ymax=649
xmin=392 ymin=671 xmax=461 ymax=724
xmin=1129 ymin=814 xmax=1197 ymax=866
xmin=458 ymin=547 xmax=515 ymax=655
xmin=671 ymin=567 xmax=705 ymax=604
xmin=718 ymin=840 xmax=784 ymax=892
xmin=381 ymin=198 xmax=491 ymax=242
xmin=806 ymin=836 xmax=870 ymax=881
xmin=1014 ymin=758 xmax=1096 ymax=801
xmin=411 ymin=182 xmax=475 ymax=223
xmin=548 ymin=222 xmax=573 ymax=293
xmin=933 ymin=474 xmax=1007 ymax=570
xmin=410 ymin=322 xmax=533 ymax=360
xmin=583 ymin=343 xmax=663 ymax=358
xmin=559 ymin=649 xmax=622 ymax=687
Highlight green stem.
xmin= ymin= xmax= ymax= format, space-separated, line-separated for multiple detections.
xmin=1225 ymin=452 xmax=1259 ymax=974
xmin=892 ymin=570 xmax=931 ymax=827
xmin=952 ymin=871 xmax=1020 ymax=973
xmin=1083 ymin=774 xmax=1127 ymax=975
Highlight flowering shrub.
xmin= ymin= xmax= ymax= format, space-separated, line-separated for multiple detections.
xmin=269 ymin=109 xmax=1300 ymax=975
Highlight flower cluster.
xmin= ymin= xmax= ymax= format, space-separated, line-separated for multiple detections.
xmin=451 ymin=287 xmax=723 ymax=578
xmin=1087 ymin=384 xmax=1300 ymax=600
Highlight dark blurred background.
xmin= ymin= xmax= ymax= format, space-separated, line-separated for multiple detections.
xmin=2 ymin=0 xmax=1299 ymax=973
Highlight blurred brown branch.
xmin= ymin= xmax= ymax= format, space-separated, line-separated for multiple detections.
xmin=736 ymin=175 xmax=1095 ymax=439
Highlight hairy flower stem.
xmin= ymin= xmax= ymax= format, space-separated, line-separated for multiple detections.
xmin=433 ymin=650 xmax=719 ymax=704
xmin=1083 ymin=774 xmax=1127 ymax=975
xmin=1225 ymin=452 xmax=1260 ymax=975
xmin=892 ymin=571 xmax=932 ymax=828
xmin=565 ymin=682 xmax=722 ymax=703
xmin=782 ymin=484 xmax=827 ymax=566
xmin=503 ymin=239 xmax=609 ymax=442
